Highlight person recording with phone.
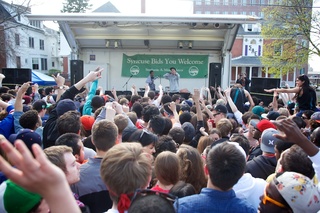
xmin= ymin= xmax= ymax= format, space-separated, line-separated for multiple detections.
xmin=146 ymin=70 xmax=158 ymax=91
xmin=163 ymin=67 xmax=180 ymax=93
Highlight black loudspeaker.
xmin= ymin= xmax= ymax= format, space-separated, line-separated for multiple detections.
xmin=209 ymin=63 xmax=222 ymax=88
xmin=251 ymin=78 xmax=280 ymax=105
xmin=1 ymin=68 xmax=31 ymax=87
xmin=251 ymin=78 xmax=280 ymax=94
xmin=70 ymin=60 xmax=84 ymax=85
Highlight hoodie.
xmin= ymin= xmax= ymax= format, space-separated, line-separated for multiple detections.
xmin=245 ymin=155 xmax=277 ymax=180
xmin=233 ymin=173 xmax=267 ymax=210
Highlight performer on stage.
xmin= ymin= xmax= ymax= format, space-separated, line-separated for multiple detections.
xmin=146 ymin=70 xmax=157 ymax=91
xmin=265 ymin=74 xmax=318 ymax=116
xmin=163 ymin=67 xmax=180 ymax=93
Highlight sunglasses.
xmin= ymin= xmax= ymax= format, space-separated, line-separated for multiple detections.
xmin=213 ymin=112 xmax=221 ymax=117
xmin=131 ymin=189 xmax=178 ymax=209
xmin=262 ymin=187 xmax=287 ymax=209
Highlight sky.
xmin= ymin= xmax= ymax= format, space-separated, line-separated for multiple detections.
xmin=6 ymin=0 xmax=320 ymax=72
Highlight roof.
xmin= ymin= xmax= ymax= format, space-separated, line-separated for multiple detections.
xmin=93 ymin=1 xmax=119 ymax=13
xmin=232 ymin=56 xmax=262 ymax=66
xmin=27 ymin=13 xmax=262 ymax=53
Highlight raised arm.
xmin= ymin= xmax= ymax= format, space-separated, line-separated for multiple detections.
xmin=265 ymin=86 xmax=299 ymax=94
xmin=0 ymin=140 xmax=81 ymax=213
xmin=244 ymin=89 xmax=255 ymax=111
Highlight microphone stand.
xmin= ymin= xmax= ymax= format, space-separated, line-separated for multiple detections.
xmin=204 ymin=74 xmax=207 ymax=88
xmin=123 ymin=75 xmax=133 ymax=92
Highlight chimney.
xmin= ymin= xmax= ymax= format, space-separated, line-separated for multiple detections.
xmin=141 ymin=0 xmax=145 ymax=13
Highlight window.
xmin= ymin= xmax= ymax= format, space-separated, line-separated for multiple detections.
xmin=41 ymin=58 xmax=48 ymax=70
xmin=205 ymin=11 xmax=211 ymax=14
xmin=40 ymin=39 xmax=44 ymax=50
xmin=16 ymin=56 xmax=21 ymax=68
xmin=15 ymin=34 xmax=20 ymax=46
xmin=205 ymin=0 xmax=211 ymax=4
xmin=224 ymin=0 xmax=229 ymax=5
xmin=232 ymin=0 xmax=238 ymax=5
xmin=232 ymin=11 xmax=238 ymax=14
xmin=242 ymin=0 xmax=247 ymax=5
xmin=242 ymin=11 xmax=247 ymax=15
xmin=300 ymin=68 xmax=305 ymax=74
xmin=274 ymin=45 xmax=283 ymax=56
xmin=195 ymin=11 xmax=202 ymax=14
xmin=17 ymin=14 xmax=21 ymax=22
xmin=32 ymin=58 xmax=39 ymax=70
xmin=259 ymin=12 xmax=264 ymax=17
xmin=214 ymin=11 xmax=220 ymax=14
xmin=214 ymin=0 xmax=220 ymax=4
xmin=196 ymin=0 xmax=202 ymax=5
xmin=250 ymin=0 xmax=255 ymax=5
xmin=52 ymin=62 xmax=55 ymax=67
xmin=260 ymin=0 xmax=265 ymax=4
xmin=30 ymin=20 xmax=41 ymax=28
xmin=29 ymin=37 xmax=34 ymax=48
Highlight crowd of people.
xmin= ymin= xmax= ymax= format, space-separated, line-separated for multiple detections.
xmin=0 ymin=68 xmax=319 ymax=213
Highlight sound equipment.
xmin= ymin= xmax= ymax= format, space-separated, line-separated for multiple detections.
xmin=250 ymin=78 xmax=280 ymax=105
xmin=1 ymin=68 xmax=31 ymax=87
xmin=209 ymin=63 xmax=221 ymax=88
xmin=70 ymin=60 xmax=84 ymax=85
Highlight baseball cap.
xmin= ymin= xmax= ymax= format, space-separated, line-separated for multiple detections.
xmin=261 ymin=128 xmax=282 ymax=153
xmin=213 ymin=104 xmax=228 ymax=114
xmin=252 ymin=106 xmax=265 ymax=118
xmin=32 ymin=100 xmax=48 ymax=112
xmin=266 ymin=111 xmax=280 ymax=121
xmin=56 ymin=99 xmax=77 ymax=116
xmin=9 ymin=129 xmax=42 ymax=152
xmin=275 ymin=172 xmax=320 ymax=213
xmin=311 ymin=112 xmax=320 ymax=123
xmin=256 ymin=119 xmax=276 ymax=133
xmin=80 ymin=115 xmax=95 ymax=131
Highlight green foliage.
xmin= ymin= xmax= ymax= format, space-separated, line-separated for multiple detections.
xmin=261 ymin=0 xmax=316 ymax=76
xmin=48 ymin=69 xmax=61 ymax=76
xmin=61 ymin=0 xmax=92 ymax=13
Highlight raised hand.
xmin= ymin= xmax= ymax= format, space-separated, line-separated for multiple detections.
xmin=52 ymin=73 xmax=65 ymax=87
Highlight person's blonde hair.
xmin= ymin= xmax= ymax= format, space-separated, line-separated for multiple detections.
xmin=216 ymin=118 xmax=233 ymax=137
xmin=154 ymin=151 xmax=180 ymax=186
xmin=44 ymin=145 xmax=73 ymax=173
xmin=100 ymin=143 xmax=152 ymax=203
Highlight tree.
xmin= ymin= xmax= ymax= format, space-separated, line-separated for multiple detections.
xmin=0 ymin=0 xmax=32 ymax=68
xmin=61 ymin=0 xmax=92 ymax=13
xmin=260 ymin=0 xmax=314 ymax=76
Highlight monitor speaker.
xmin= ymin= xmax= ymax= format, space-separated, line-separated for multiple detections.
xmin=70 ymin=60 xmax=84 ymax=85
xmin=209 ymin=63 xmax=221 ymax=88
xmin=1 ymin=68 xmax=31 ymax=87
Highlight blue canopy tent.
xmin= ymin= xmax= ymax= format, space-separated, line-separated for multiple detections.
xmin=32 ymin=71 xmax=56 ymax=86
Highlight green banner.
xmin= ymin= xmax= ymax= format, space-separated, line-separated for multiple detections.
xmin=121 ymin=54 xmax=208 ymax=78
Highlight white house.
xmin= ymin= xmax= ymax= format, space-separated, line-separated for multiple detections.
xmin=0 ymin=0 xmax=61 ymax=74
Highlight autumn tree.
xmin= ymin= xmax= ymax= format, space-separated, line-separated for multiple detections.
xmin=61 ymin=0 xmax=92 ymax=13
xmin=261 ymin=0 xmax=314 ymax=76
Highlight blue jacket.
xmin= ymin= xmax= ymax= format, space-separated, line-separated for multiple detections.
xmin=175 ymin=188 xmax=255 ymax=213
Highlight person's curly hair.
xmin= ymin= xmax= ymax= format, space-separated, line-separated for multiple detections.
xmin=19 ymin=110 xmax=39 ymax=130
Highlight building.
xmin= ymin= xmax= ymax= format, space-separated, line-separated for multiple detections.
xmin=0 ymin=0 xmax=61 ymax=75
xmin=193 ymin=0 xmax=309 ymax=87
